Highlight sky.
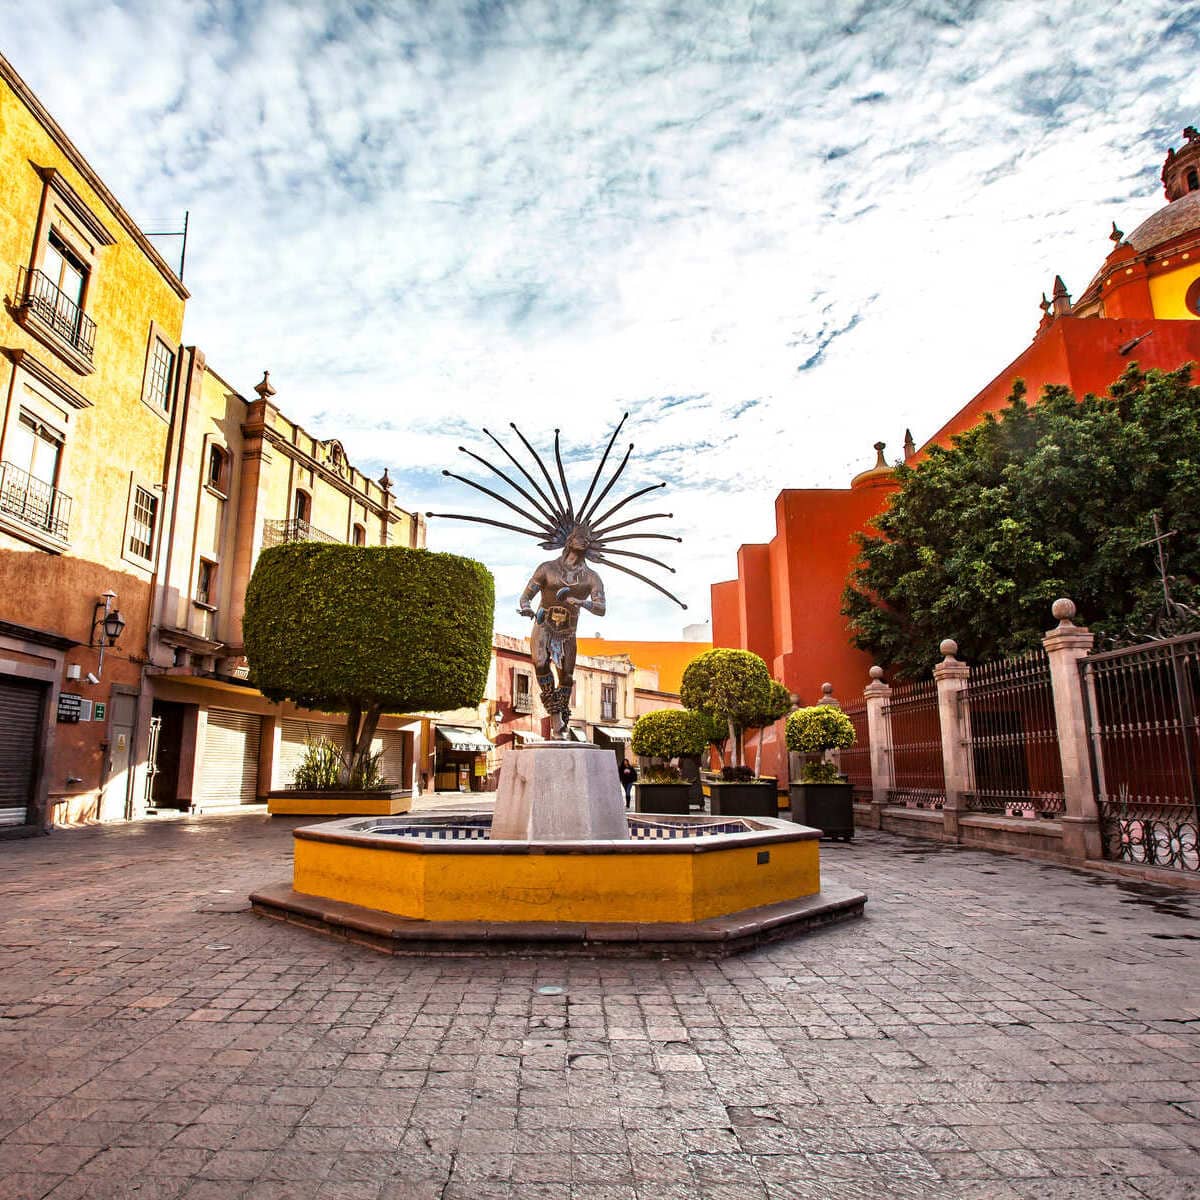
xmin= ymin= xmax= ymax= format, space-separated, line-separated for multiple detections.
xmin=3 ymin=0 xmax=1199 ymax=638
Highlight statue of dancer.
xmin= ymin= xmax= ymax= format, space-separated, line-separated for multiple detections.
xmin=518 ymin=528 xmax=606 ymax=737
xmin=429 ymin=414 xmax=687 ymax=738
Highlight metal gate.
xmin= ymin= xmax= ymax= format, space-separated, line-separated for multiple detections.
xmin=1081 ymin=634 xmax=1200 ymax=873
xmin=0 ymin=677 xmax=45 ymax=827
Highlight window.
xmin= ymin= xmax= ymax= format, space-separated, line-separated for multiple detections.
xmin=196 ymin=559 xmax=217 ymax=607
xmin=294 ymin=490 xmax=311 ymax=524
xmin=513 ymin=671 xmax=533 ymax=713
xmin=0 ymin=412 xmax=66 ymax=536
xmin=601 ymin=683 xmax=617 ymax=722
xmin=352 ymin=523 xmax=366 ymax=546
xmin=127 ymin=485 xmax=158 ymax=563
xmin=207 ymin=445 xmax=229 ymax=494
xmin=1188 ymin=168 xmax=1200 ymax=193
xmin=42 ymin=230 xmax=87 ymax=315
xmin=145 ymin=338 xmax=175 ymax=413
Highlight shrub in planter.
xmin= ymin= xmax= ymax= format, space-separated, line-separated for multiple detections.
xmin=630 ymin=709 xmax=709 ymax=814
xmin=245 ymin=543 xmax=493 ymax=789
xmin=680 ymin=648 xmax=771 ymax=769
xmin=292 ymin=737 xmax=385 ymax=792
xmin=785 ymin=705 xmax=857 ymax=838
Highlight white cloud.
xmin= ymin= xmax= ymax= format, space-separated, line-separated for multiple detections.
xmin=3 ymin=0 xmax=1197 ymax=636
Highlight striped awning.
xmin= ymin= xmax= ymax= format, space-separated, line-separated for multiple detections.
xmin=593 ymin=725 xmax=633 ymax=742
xmin=435 ymin=725 xmax=494 ymax=753
xmin=512 ymin=730 xmax=546 ymax=743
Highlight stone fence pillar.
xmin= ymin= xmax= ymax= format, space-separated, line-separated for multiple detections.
xmin=863 ymin=666 xmax=891 ymax=830
xmin=933 ymin=639 xmax=972 ymax=842
xmin=1042 ymin=598 xmax=1101 ymax=863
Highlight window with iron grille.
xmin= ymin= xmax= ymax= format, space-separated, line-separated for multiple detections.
xmin=146 ymin=338 xmax=175 ymax=412
xmin=513 ymin=671 xmax=533 ymax=712
xmin=601 ymin=683 xmax=617 ymax=721
xmin=127 ymin=486 xmax=158 ymax=562
xmin=196 ymin=559 xmax=217 ymax=607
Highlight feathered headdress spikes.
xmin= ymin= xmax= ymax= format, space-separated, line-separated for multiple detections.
xmin=428 ymin=416 xmax=687 ymax=609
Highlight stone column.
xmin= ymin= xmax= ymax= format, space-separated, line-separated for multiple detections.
xmin=863 ymin=666 xmax=892 ymax=830
xmin=1042 ymin=599 xmax=1101 ymax=863
xmin=933 ymin=640 xmax=971 ymax=842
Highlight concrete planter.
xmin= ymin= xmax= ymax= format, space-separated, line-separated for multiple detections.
xmin=267 ymin=788 xmax=412 ymax=817
xmin=790 ymin=782 xmax=854 ymax=841
xmin=709 ymin=781 xmax=778 ymax=817
xmin=635 ymin=782 xmax=692 ymax=814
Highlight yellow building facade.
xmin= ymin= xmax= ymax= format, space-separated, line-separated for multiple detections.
xmin=0 ymin=53 xmax=189 ymax=831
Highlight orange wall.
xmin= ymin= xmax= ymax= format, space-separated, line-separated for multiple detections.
xmin=575 ymin=638 xmax=710 ymax=695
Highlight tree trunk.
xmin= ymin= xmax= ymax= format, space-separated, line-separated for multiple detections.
xmin=351 ymin=702 xmax=383 ymax=784
xmin=754 ymin=726 xmax=763 ymax=779
xmin=728 ymin=717 xmax=740 ymax=768
xmin=341 ymin=702 xmax=361 ymax=787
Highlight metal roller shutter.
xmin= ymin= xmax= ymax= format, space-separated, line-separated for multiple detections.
xmin=278 ymin=718 xmax=346 ymax=789
xmin=0 ymin=678 xmax=44 ymax=827
xmin=372 ymin=729 xmax=407 ymax=788
xmin=198 ymin=709 xmax=261 ymax=807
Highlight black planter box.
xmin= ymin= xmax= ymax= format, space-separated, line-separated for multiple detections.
xmin=790 ymin=782 xmax=854 ymax=840
xmin=709 ymin=781 xmax=778 ymax=817
xmin=635 ymin=782 xmax=692 ymax=814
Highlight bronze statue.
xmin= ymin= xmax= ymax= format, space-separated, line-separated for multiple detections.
xmin=430 ymin=415 xmax=685 ymax=738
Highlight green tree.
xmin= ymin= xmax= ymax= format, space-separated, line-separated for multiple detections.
xmin=680 ymin=648 xmax=772 ymax=768
xmin=842 ymin=365 xmax=1200 ymax=677
xmin=630 ymin=709 xmax=710 ymax=761
xmin=745 ymin=679 xmax=792 ymax=778
xmin=244 ymin=543 xmax=494 ymax=787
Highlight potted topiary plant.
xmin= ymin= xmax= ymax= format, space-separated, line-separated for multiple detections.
xmin=630 ymin=709 xmax=709 ymax=814
xmin=785 ymin=704 xmax=856 ymax=840
xmin=681 ymin=648 xmax=777 ymax=816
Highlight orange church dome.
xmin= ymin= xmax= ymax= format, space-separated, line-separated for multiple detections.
xmin=1125 ymin=188 xmax=1200 ymax=253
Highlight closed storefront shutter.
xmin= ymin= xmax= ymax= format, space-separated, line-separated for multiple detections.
xmin=0 ymin=678 xmax=44 ymax=827
xmin=198 ymin=709 xmax=261 ymax=807
xmin=278 ymin=718 xmax=346 ymax=789
xmin=372 ymin=729 xmax=407 ymax=788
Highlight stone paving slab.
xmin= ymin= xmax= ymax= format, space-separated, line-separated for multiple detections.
xmin=0 ymin=814 xmax=1198 ymax=1200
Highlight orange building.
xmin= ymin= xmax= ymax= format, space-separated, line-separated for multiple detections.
xmin=714 ymin=128 xmax=1200 ymax=732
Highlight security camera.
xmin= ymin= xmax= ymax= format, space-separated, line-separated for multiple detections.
xmin=85 ymin=672 xmax=100 ymax=685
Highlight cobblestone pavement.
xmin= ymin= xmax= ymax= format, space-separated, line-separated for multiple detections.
xmin=1 ymin=814 xmax=1199 ymax=1200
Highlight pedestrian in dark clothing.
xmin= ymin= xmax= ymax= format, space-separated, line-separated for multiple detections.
xmin=618 ymin=759 xmax=637 ymax=807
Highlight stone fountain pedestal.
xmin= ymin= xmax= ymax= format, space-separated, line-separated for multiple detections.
xmin=491 ymin=741 xmax=630 ymax=841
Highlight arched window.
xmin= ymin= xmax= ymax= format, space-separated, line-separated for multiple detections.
xmin=352 ymin=523 xmax=366 ymax=546
xmin=293 ymin=489 xmax=311 ymax=525
xmin=1188 ymin=168 xmax=1200 ymax=193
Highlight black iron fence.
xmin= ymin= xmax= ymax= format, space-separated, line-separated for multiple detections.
xmin=884 ymin=678 xmax=945 ymax=808
xmin=18 ymin=268 xmax=97 ymax=362
xmin=839 ymin=699 xmax=872 ymax=803
xmin=1081 ymin=634 xmax=1200 ymax=873
xmin=0 ymin=460 xmax=72 ymax=539
xmin=962 ymin=649 xmax=1065 ymax=817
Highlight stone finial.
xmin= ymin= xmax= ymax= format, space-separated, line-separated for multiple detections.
xmin=872 ymin=442 xmax=886 ymax=469
xmin=1051 ymin=597 xmax=1077 ymax=627
xmin=379 ymin=468 xmax=393 ymax=492
xmin=939 ymin=638 xmax=959 ymax=661
xmin=1040 ymin=292 xmax=1051 ymax=315
xmin=903 ymin=429 xmax=916 ymax=459
xmin=1109 ymin=221 xmax=1124 ymax=244
xmin=1050 ymin=275 xmax=1072 ymax=317
xmin=869 ymin=665 xmax=884 ymax=681
xmin=788 ymin=691 xmax=802 ymax=709
xmin=254 ymin=370 xmax=276 ymax=401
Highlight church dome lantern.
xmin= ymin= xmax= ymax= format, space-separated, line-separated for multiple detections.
xmin=1163 ymin=126 xmax=1200 ymax=202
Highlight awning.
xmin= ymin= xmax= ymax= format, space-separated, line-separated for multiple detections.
xmin=512 ymin=730 xmax=546 ymax=743
xmin=566 ymin=726 xmax=589 ymax=742
xmin=593 ymin=725 xmax=633 ymax=742
xmin=435 ymin=725 xmax=494 ymax=753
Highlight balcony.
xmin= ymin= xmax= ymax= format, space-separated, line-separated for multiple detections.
xmin=16 ymin=268 xmax=97 ymax=372
xmin=261 ymin=517 xmax=340 ymax=548
xmin=0 ymin=460 xmax=72 ymax=541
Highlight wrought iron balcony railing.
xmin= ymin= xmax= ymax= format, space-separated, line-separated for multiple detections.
xmin=261 ymin=517 xmax=340 ymax=548
xmin=0 ymin=460 xmax=72 ymax=539
xmin=17 ymin=268 xmax=97 ymax=362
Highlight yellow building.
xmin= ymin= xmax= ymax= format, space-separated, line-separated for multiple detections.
xmin=0 ymin=53 xmax=189 ymax=831
xmin=143 ymin=360 xmax=425 ymax=813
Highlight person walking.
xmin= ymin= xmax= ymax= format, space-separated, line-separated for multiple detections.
xmin=618 ymin=759 xmax=637 ymax=808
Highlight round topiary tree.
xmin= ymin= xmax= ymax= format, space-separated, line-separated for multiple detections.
xmin=680 ymin=648 xmax=772 ymax=769
xmin=745 ymin=679 xmax=793 ymax=778
xmin=631 ymin=709 xmax=710 ymax=765
xmin=244 ymin=542 xmax=494 ymax=788
xmin=785 ymin=705 xmax=856 ymax=783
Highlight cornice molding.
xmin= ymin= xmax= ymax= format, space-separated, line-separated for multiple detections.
xmin=36 ymin=166 xmax=116 ymax=247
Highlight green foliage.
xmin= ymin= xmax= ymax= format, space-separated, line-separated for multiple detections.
xmin=245 ymin=543 xmax=494 ymax=714
xmin=842 ymin=366 xmax=1200 ymax=676
xmin=799 ymin=761 xmax=842 ymax=784
xmin=642 ymin=765 xmax=683 ymax=784
xmin=291 ymin=737 xmax=385 ymax=791
xmin=747 ymin=680 xmax=792 ymax=730
xmin=785 ymin=705 xmax=857 ymax=754
xmin=680 ymin=648 xmax=772 ymax=767
xmin=631 ymin=709 xmax=710 ymax=759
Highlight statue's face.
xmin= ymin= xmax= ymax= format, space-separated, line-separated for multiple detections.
xmin=564 ymin=530 xmax=588 ymax=559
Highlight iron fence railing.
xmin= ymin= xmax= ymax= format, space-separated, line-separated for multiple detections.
xmin=883 ymin=678 xmax=945 ymax=808
xmin=0 ymin=460 xmax=72 ymax=539
xmin=18 ymin=268 xmax=97 ymax=361
xmin=838 ymin=699 xmax=872 ymax=803
xmin=261 ymin=517 xmax=340 ymax=547
xmin=1082 ymin=634 xmax=1200 ymax=873
xmin=962 ymin=649 xmax=1064 ymax=817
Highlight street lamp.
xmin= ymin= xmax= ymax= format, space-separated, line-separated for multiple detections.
xmin=90 ymin=590 xmax=126 ymax=679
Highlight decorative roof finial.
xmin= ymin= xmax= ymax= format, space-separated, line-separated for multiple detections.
xmin=903 ymin=429 xmax=916 ymax=459
xmin=872 ymin=441 xmax=887 ymax=469
xmin=1050 ymin=275 xmax=1072 ymax=317
xmin=1109 ymin=221 xmax=1124 ymax=244
xmin=254 ymin=370 xmax=276 ymax=401
xmin=1039 ymin=292 xmax=1051 ymax=315
xmin=379 ymin=468 xmax=392 ymax=492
